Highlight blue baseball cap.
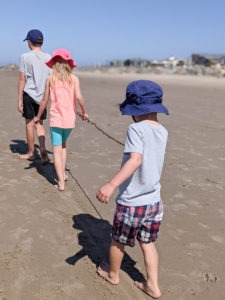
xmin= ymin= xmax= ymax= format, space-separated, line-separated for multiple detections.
xmin=120 ymin=80 xmax=169 ymax=116
xmin=23 ymin=29 xmax=43 ymax=43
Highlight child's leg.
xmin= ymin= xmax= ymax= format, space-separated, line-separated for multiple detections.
xmin=135 ymin=242 xmax=161 ymax=299
xmin=97 ymin=239 xmax=124 ymax=284
xmin=61 ymin=129 xmax=72 ymax=180
xmin=35 ymin=120 xmax=49 ymax=163
xmin=20 ymin=119 xmax=35 ymax=159
xmin=62 ymin=142 xmax=68 ymax=181
xmin=35 ymin=120 xmax=46 ymax=150
xmin=53 ymin=145 xmax=65 ymax=191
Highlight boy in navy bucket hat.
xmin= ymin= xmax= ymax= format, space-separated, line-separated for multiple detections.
xmin=120 ymin=80 xmax=169 ymax=116
xmin=96 ymin=79 xmax=169 ymax=298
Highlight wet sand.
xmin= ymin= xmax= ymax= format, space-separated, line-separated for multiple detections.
xmin=0 ymin=70 xmax=225 ymax=299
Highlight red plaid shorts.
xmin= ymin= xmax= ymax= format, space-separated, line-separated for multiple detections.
xmin=112 ymin=201 xmax=163 ymax=247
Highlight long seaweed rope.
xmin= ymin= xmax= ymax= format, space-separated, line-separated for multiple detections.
xmin=77 ymin=112 xmax=125 ymax=147
xmin=67 ymin=112 xmax=125 ymax=219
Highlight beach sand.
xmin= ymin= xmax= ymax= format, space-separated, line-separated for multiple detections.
xmin=0 ymin=70 xmax=225 ymax=300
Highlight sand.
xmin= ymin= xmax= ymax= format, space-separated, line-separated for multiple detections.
xmin=0 ymin=70 xmax=225 ymax=300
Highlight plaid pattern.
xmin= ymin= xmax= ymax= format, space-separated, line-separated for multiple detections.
xmin=112 ymin=201 xmax=163 ymax=247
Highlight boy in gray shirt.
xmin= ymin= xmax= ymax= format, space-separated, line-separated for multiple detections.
xmin=96 ymin=80 xmax=169 ymax=298
xmin=18 ymin=29 xmax=51 ymax=163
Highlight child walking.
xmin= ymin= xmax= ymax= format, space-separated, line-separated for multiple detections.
xmin=18 ymin=29 xmax=51 ymax=163
xmin=34 ymin=49 xmax=88 ymax=191
xmin=96 ymin=80 xmax=169 ymax=298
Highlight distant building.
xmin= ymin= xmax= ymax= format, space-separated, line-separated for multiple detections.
xmin=192 ymin=54 xmax=225 ymax=66
xmin=219 ymin=56 xmax=225 ymax=65
xmin=160 ymin=56 xmax=185 ymax=68
xmin=109 ymin=59 xmax=124 ymax=67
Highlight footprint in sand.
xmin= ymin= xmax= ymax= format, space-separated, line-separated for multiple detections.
xmin=210 ymin=235 xmax=225 ymax=244
xmin=173 ymin=192 xmax=185 ymax=199
xmin=11 ymin=227 xmax=29 ymax=240
xmin=171 ymin=203 xmax=187 ymax=212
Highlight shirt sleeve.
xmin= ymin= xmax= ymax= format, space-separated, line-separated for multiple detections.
xmin=124 ymin=124 xmax=143 ymax=154
xmin=19 ymin=54 xmax=25 ymax=73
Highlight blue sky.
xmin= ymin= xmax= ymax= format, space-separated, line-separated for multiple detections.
xmin=1 ymin=0 xmax=225 ymax=66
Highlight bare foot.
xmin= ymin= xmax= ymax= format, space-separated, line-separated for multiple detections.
xmin=19 ymin=153 xmax=35 ymax=160
xmin=58 ymin=185 xmax=64 ymax=191
xmin=55 ymin=182 xmax=64 ymax=191
xmin=64 ymin=174 xmax=68 ymax=181
xmin=97 ymin=262 xmax=119 ymax=285
xmin=40 ymin=152 xmax=50 ymax=164
xmin=134 ymin=281 xmax=161 ymax=299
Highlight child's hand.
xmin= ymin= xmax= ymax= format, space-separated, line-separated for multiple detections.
xmin=96 ymin=182 xmax=116 ymax=204
xmin=82 ymin=113 xmax=88 ymax=120
xmin=18 ymin=102 xmax=23 ymax=113
xmin=33 ymin=116 xmax=39 ymax=123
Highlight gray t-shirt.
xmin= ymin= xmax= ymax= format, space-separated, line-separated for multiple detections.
xmin=19 ymin=50 xmax=51 ymax=104
xmin=116 ymin=121 xmax=168 ymax=206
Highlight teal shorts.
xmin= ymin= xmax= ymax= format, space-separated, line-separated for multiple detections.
xmin=50 ymin=127 xmax=73 ymax=146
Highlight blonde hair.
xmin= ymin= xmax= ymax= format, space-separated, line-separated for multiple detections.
xmin=49 ymin=58 xmax=72 ymax=86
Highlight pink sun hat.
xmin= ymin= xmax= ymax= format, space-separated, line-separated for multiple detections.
xmin=46 ymin=48 xmax=77 ymax=69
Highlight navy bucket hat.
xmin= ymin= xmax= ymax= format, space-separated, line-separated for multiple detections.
xmin=120 ymin=80 xmax=169 ymax=116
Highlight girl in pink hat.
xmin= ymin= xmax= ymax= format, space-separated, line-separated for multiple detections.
xmin=34 ymin=49 xmax=88 ymax=191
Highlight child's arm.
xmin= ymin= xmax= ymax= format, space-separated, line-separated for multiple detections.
xmin=96 ymin=152 xmax=142 ymax=203
xmin=18 ymin=72 xmax=25 ymax=113
xmin=74 ymin=76 xmax=88 ymax=120
xmin=34 ymin=78 xmax=50 ymax=122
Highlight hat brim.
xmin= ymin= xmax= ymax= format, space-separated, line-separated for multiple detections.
xmin=23 ymin=38 xmax=43 ymax=43
xmin=120 ymin=102 xmax=169 ymax=116
xmin=45 ymin=56 xmax=77 ymax=69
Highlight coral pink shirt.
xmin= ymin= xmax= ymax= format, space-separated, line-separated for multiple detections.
xmin=49 ymin=76 xmax=77 ymax=128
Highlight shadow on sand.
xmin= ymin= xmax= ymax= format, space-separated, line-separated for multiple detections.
xmin=66 ymin=213 xmax=145 ymax=282
xmin=9 ymin=139 xmax=56 ymax=185
xmin=10 ymin=139 xmax=37 ymax=156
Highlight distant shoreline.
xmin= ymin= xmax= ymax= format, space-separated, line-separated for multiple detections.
xmin=1 ymin=64 xmax=225 ymax=79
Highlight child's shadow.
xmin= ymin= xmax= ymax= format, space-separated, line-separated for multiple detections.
xmin=9 ymin=139 xmax=39 ymax=157
xmin=9 ymin=139 xmax=56 ymax=185
xmin=25 ymin=161 xmax=57 ymax=185
xmin=65 ymin=213 xmax=145 ymax=282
